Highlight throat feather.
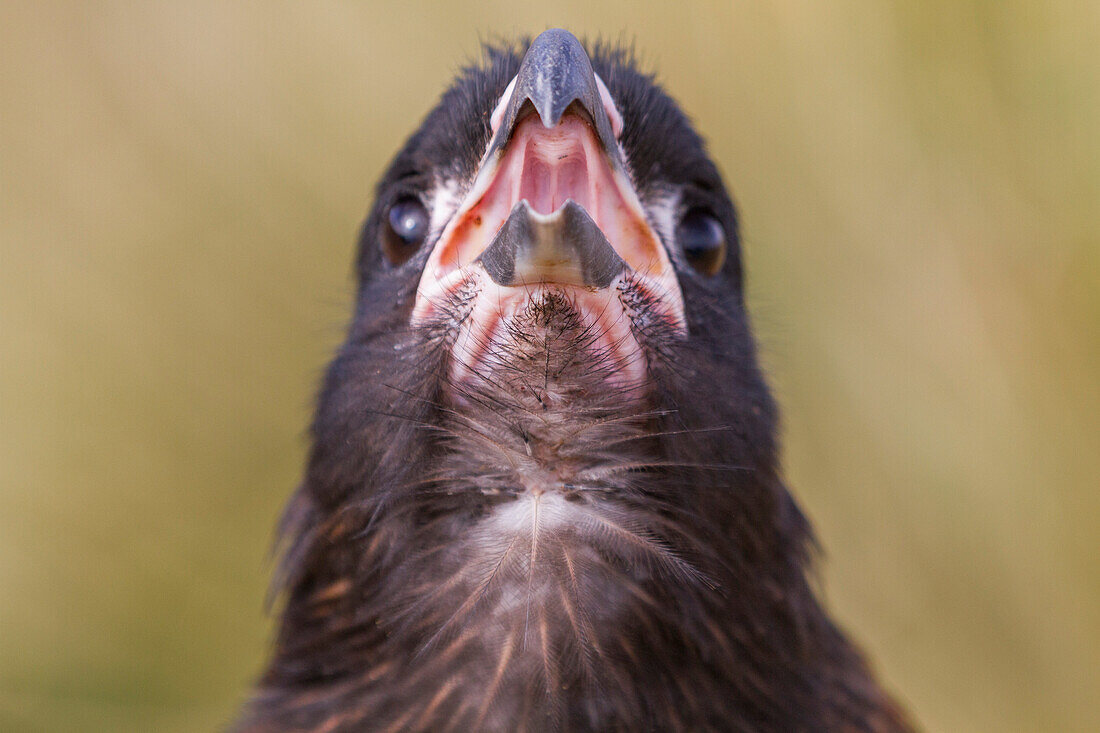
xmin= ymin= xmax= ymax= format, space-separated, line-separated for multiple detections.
xmin=437 ymin=287 xmax=657 ymax=502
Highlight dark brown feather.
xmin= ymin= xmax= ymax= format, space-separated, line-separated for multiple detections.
xmin=235 ymin=39 xmax=914 ymax=733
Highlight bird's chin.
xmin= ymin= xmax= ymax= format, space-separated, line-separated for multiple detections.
xmin=431 ymin=271 xmax=663 ymax=410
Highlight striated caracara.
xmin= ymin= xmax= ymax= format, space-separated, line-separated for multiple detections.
xmin=236 ymin=29 xmax=914 ymax=733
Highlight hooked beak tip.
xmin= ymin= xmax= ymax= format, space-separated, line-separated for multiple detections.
xmin=488 ymin=29 xmax=622 ymax=166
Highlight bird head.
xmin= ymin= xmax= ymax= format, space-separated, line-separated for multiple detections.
xmin=332 ymin=30 xmax=776 ymax=516
xmin=244 ymin=30 xmax=908 ymax=733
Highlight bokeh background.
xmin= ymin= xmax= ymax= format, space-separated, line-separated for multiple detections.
xmin=2 ymin=1 xmax=1098 ymax=731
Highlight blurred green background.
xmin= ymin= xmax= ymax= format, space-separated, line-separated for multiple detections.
xmin=2 ymin=1 xmax=1098 ymax=731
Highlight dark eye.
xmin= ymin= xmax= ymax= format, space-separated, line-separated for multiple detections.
xmin=676 ymin=208 xmax=726 ymax=276
xmin=383 ymin=196 xmax=430 ymax=264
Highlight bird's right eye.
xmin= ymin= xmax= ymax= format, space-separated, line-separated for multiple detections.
xmin=383 ymin=196 xmax=430 ymax=265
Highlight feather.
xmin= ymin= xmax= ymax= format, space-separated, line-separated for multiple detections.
xmin=235 ymin=35 xmax=914 ymax=733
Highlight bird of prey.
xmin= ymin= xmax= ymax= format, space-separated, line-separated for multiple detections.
xmin=236 ymin=29 xmax=913 ymax=733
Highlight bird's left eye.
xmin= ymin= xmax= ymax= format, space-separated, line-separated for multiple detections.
xmin=676 ymin=208 xmax=727 ymax=276
xmin=383 ymin=196 xmax=430 ymax=264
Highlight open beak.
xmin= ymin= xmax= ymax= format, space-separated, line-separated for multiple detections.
xmin=413 ymin=29 xmax=685 ymax=387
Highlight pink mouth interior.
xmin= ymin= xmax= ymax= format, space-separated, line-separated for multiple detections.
xmin=431 ymin=113 xmax=668 ymax=277
xmin=516 ymin=119 xmax=591 ymax=215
